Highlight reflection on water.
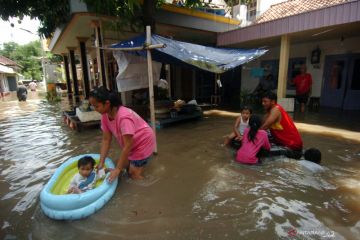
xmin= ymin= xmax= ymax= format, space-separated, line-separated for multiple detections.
xmin=1 ymin=95 xmax=360 ymax=239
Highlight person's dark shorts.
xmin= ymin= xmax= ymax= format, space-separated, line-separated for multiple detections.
xmin=296 ymin=94 xmax=309 ymax=104
xmin=18 ymin=96 xmax=27 ymax=101
xmin=130 ymin=156 xmax=151 ymax=168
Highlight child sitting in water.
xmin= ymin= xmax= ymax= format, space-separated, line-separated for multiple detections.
xmin=67 ymin=156 xmax=106 ymax=194
xmin=297 ymin=148 xmax=324 ymax=172
xmin=304 ymin=148 xmax=322 ymax=164
xmin=236 ymin=115 xmax=271 ymax=165
xmin=224 ymin=106 xmax=252 ymax=146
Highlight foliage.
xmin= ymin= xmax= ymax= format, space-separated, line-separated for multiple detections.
xmin=240 ymin=89 xmax=263 ymax=111
xmin=184 ymin=0 xmax=203 ymax=7
xmin=240 ymin=88 xmax=252 ymax=105
xmin=0 ymin=0 xmax=70 ymax=38
xmin=0 ymin=41 xmax=43 ymax=80
xmin=224 ymin=0 xmax=253 ymax=5
xmin=47 ymin=53 xmax=63 ymax=64
xmin=0 ymin=0 xmax=206 ymax=37
xmin=46 ymin=90 xmax=62 ymax=102
xmin=84 ymin=0 xmax=144 ymax=32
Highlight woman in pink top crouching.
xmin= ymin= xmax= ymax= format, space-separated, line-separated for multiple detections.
xmin=89 ymin=87 xmax=155 ymax=182
xmin=236 ymin=115 xmax=271 ymax=165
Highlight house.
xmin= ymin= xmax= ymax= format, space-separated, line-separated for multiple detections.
xmin=233 ymin=0 xmax=288 ymax=26
xmin=219 ymin=0 xmax=360 ymax=110
xmin=48 ymin=0 xmax=241 ymax=106
xmin=0 ymin=55 xmax=21 ymax=93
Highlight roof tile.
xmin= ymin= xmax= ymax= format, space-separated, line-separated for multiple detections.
xmin=255 ymin=0 xmax=350 ymax=23
xmin=0 ymin=55 xmax=19 ymax=66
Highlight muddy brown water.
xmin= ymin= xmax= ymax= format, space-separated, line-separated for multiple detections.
xmin=1 ymin=94 xmax=360 ymax=239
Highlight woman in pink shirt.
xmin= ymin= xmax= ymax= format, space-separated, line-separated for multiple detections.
xmin=89 ymin=87 xmax=155 ymax=182
xmin=236 ymin=115 xmax=271 ymax=165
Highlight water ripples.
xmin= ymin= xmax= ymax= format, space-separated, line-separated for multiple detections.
xmin=0 ymin=100 xmax=75 ymax=216
xmin=191 ymin=156 xmax=359 ymax=239
xmin=1 ymin=97 xmax=360 ymax=239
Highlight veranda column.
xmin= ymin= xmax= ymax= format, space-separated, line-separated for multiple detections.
xmin=62 ymin=53 xmax=72 ymax=97
xmin=91 ymin=20 xmax=108 ymax=89
xmin=77 ymin=37 xmax=90 ymax=99
xmin=68 ymin=47 xmax=80 ymax=102
xmin=277 ymin=34 xmax=290 ymax=98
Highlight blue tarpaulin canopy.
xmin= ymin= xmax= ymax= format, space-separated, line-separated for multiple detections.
xmin=110 ymin=34 xmax=267 ymax=74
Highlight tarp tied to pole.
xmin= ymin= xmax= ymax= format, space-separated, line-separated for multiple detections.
xmin=110 ymin=34 xmax=267 ymax=74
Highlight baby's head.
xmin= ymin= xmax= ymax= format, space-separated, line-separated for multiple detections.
xmin=78 ymin=156 xmax=96 ymax=177
xmin=304 ymin=148 xmax=322 ymax=164
xmin=241 ymin=106 xmax=252 ymax=121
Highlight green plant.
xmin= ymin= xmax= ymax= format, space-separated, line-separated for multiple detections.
xmin=240 ymin=89 xmax=251 ymax=105
xmin=45 ymin=91 xmax=61 ymax=102
xmin=240 ymin=89 xmax=264 ymax=111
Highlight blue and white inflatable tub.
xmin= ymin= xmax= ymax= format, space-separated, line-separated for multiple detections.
xmin=40 ymin=154 xmax=118 ymax=220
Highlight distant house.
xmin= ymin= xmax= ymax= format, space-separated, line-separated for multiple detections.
xmin=220 ymin=0 xmax=360 ymax=110
xmin=0 ymin=55 xmax=21 ymax=92
xmin=48 ymin=0 xmax=241 ymax=105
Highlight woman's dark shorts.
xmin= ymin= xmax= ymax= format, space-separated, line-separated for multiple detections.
xmin=130 ymin=156 xmax=151 ymax=168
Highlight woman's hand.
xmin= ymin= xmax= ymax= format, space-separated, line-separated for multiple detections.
xmin=235 ymin=135 xmax=242 ymax=141
xmin=96 ymin=161 xmax=104 ymax=172
xmin=108 ymin=168 xmax=121 ymax=183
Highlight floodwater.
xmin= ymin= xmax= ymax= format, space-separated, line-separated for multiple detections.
xmin=1 ymin=93 xmax=360 ymax=240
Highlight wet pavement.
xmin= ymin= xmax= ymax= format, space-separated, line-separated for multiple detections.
xmin=1 ymin=92 xmax=360 ymax=239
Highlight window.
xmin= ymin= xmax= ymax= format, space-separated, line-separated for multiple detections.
xmin=247 ymin=0 xmax=257 ymax=21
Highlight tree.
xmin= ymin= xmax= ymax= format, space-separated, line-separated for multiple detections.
xmin=0 ymin=41 xmax=43 ymax=80
xmin=0 ymin=0 xmax=206 ymax=37
xmin=0 ymin=42 xmax=18 ymax=57
xmin=0 ymin=0 xmax=70 ymax=38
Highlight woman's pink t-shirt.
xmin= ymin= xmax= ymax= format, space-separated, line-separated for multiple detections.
xmin=236 ymin=128 xmax=271 ymax=165
xmin=101 ymin=106 xmax=155 ymax=160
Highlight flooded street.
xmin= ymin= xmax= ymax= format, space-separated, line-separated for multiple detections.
xmin=1 ymin=94 xmax=360 ymax=240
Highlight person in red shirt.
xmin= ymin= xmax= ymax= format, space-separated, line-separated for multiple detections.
xmin=291 ymin=64 xmax=312 ymax=113
xmin=261 ymin=92 xmax=303 ymax=159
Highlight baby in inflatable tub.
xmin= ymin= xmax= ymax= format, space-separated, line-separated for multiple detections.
xmin=67 ymin=156 xmax=108 ymax=194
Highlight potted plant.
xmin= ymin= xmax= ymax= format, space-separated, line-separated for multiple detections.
xmin=46 ymin=79 xmax=60 ymax=102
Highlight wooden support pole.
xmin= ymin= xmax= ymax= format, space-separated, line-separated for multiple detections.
xmin=146 ymin=26 xmax=158 ymax=154
xmin=92 ymin=20 xmax=108 ymax=89
xmin=68 ymin=47 xmax=80 ymax=103
xmin=277 ymin=34 xmax=290 ymax=99
xmin=78 ymin=37 xmax=90 ymax=99
xmin=62 ymin=54 xmax=72 ymax=96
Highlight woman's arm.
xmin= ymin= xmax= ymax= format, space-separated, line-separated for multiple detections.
xmin=108 ymin=134 xmax=133 ymax=183
xmin=98 ymin=131 xmax=112 ymax=170
xmin=263 ymin=131 xmax=271 ymax=150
